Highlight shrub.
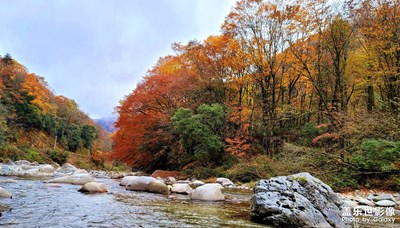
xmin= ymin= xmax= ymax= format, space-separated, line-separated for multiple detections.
xmin=296 ymin=122 xmax=321 ymax=146
xmin=226 ymin=155 xmax=272 ymax=183
xmin=19 ymin=147 xmax=46 ymax=164
xmin=351 ymin=139 xmax=400 ymax=172
xmin=184 ymin=166 xmax=218 ymax=179
xmin=47 ymin=149 xmax=68 ymax=165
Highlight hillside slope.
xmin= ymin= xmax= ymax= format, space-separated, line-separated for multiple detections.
xmin=0 ymin=54 xmax=111 ymax=164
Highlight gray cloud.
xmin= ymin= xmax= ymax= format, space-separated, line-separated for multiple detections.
xmin=0 ymin=0 xmax=235 ymax=118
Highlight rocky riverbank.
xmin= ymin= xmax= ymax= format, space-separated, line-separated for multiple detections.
xmin=0 ymin=160 xmax=399 ymax=227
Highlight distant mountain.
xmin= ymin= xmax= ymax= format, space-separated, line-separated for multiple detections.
xmin=95 ymin=116 xmax=117 ymax=133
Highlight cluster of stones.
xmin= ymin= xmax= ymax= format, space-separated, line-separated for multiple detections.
xmin=341 ymin=192 xmax=399 ymax=208
xmin=0 ymin=161 xmax=249 ymax=201
xmin=119 ymin=175 xmax=239 ymax=201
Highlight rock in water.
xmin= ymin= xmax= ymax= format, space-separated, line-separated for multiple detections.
xmin=147 ymin=180 xmax=169 ymax=195
xmin=251 ymin=172 xmax=345 ymax=228
xmin=171 ymin=183 xmax=193 ymax=194
xmin=79 ymin=182 xmax=107 ymax=193
xmin=0 ymin=187 xmax=12 ymax=198
xmin=126 ymin=176 xmax=158 ymax=191
xmin=120 ymin=176 xmax=138 ymax=186
xmin=191 ymin=184 xmax=224 ymax=201
xmin=375 ymin=200 xmax=397 ymax=207
xmin=48 ymin=174 xmax=95 ymax=185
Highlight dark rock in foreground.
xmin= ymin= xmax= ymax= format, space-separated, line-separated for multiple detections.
xmin=251 ymin=172 xmax=346 ymax=228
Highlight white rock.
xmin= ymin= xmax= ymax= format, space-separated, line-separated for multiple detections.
xmin=171 ymin=184 xmax=193 ymax=194
xmin=48 ymin=174 xmax=95 ymax=185
xmin=191 ymin=180 xmax=205 ymax=187
xmin=216 ymin=177 xmax=234 ymax=187
xmin=14 ymin=160 xmax=31 ymax=166
xmin=120 ymin=176 xmax=138 ymax=186
xmin=375 ymin=200 xmax=397 ymax=207
xmin=39 ymin=164 xmax=55 ymax=173
xmin=373 ymin=194 xmax=396 ymax=202
xmin=126 ymin=176 xmax=157 ymax=191
xmin=74 ymin=169 xmax=88 ymax=175
xmin=79 ymin=182 xmax=107 ymax=193
xmin=343 ymin=199 xmax=358 ymax=207
xmin=57 ymin=163 xmax=78 ymax=174
xmin=355 ymin=197 xmax=375 ymax=206
xmin=0 ymin=165 xmax=20 ymax=176
xmin=0 ymin=187 xmax=12 ymax=198
xmin=147 ymin=180 xmax=169 ymax=194
xmin=191 ymin=183 xmax=225 ymax=201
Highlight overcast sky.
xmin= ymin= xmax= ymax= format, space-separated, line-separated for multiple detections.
xmin=0 ymin=0 xmax=236 ymax=118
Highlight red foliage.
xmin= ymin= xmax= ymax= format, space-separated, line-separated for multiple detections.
xmin=112 ymin=57 xmax=197 ymax=168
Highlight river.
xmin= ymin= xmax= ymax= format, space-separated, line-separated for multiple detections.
xmin=0 ymin=176 xmax=267 ymax=227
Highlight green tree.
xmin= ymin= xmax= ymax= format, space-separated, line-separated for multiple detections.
xmin=66 ymin=124 xmax=81 ymax=151
xmin=172 ymin=103 xmax=226 ymax=164
xmin=81 ymin=124 xmax=97 ymax=149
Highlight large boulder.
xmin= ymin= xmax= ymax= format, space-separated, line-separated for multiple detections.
xmin=79 ymin=182 xmax=107 ymax=193
xmin=0 ymin=164 xmax=20 ymax=176
xmin=0 ymin=187 xmax=12 ymax=198
xmin=120 ymin=176 xmax=138 ymax=186
xmin=0 ymin=162 xmax=55 ymax=177
xmin=48 ymin=174 xmax=95 ymax=185
xmin=251 ymin=172 xmax=345 ymax=228
xmin=191 ymin=183 xmax=225 ymax=201
xmin=126 ymin=176 xmax=158 ymax=191
xmin=147 ymin=180 xmax=169 ymax=195
xmin=171 ymin=184 xmax=193 ymax=194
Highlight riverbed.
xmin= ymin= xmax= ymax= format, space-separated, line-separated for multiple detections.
xmin=0 ymin=176 xmax=267 ymax=227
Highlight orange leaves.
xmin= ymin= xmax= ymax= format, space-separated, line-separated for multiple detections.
xmin=22 ymin=73 xmax=55 ymax=113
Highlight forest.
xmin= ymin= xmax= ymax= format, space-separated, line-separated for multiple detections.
xmin=112 ymin=0 xmax=400 ymax=190
xmin=0 ymin=54 xmax=111 ymax=167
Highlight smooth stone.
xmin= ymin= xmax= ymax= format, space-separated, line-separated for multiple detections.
xmin=57 ymin=163 xmax=78 ymax=174
xmin=39 ymin=164 xmax=55 ymax=173
xmin=126 ymin=176 xmax=157 ymax=191
xmin=373 ymin=194 xmax=395 ymax=202
xmin=171 ymin=183 xmax=193 ymax=194
xmin=147 ymin=180 xmax=169 ymax=195
xmin=375 ymin=200 xmax=397 ymax=207
xmin=343 ymin=199 xmax=358 ymax=207
xmin=48 ymin=174 xmax=95 ymax=185
xmin=120 ymin=176 xmax=138 ymax=186
xmin=14 ymin=160 xmax=31 ymax=166
xmin=191 ymin=183 xmax=225 ymax=201
xmin=367 ymin=194 xmax=375 ymax=201
xmin=79 ymin=182 xmax=107 ymax=193
xmin=216 ymin=177 xmax=234 ymax=187
xmin=0 ymin=179 xmax=18 ymax=183
xmin=0 ymin=187 xmax=12 ymax=198
xmin=191 ymin=180 xmax=205 ymax=187
xmin=355 ymin=197 xmax=375 ymax=206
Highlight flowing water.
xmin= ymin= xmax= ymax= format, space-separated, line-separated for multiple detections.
xmin=0 ymin=176 xmax=267 ymax=227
